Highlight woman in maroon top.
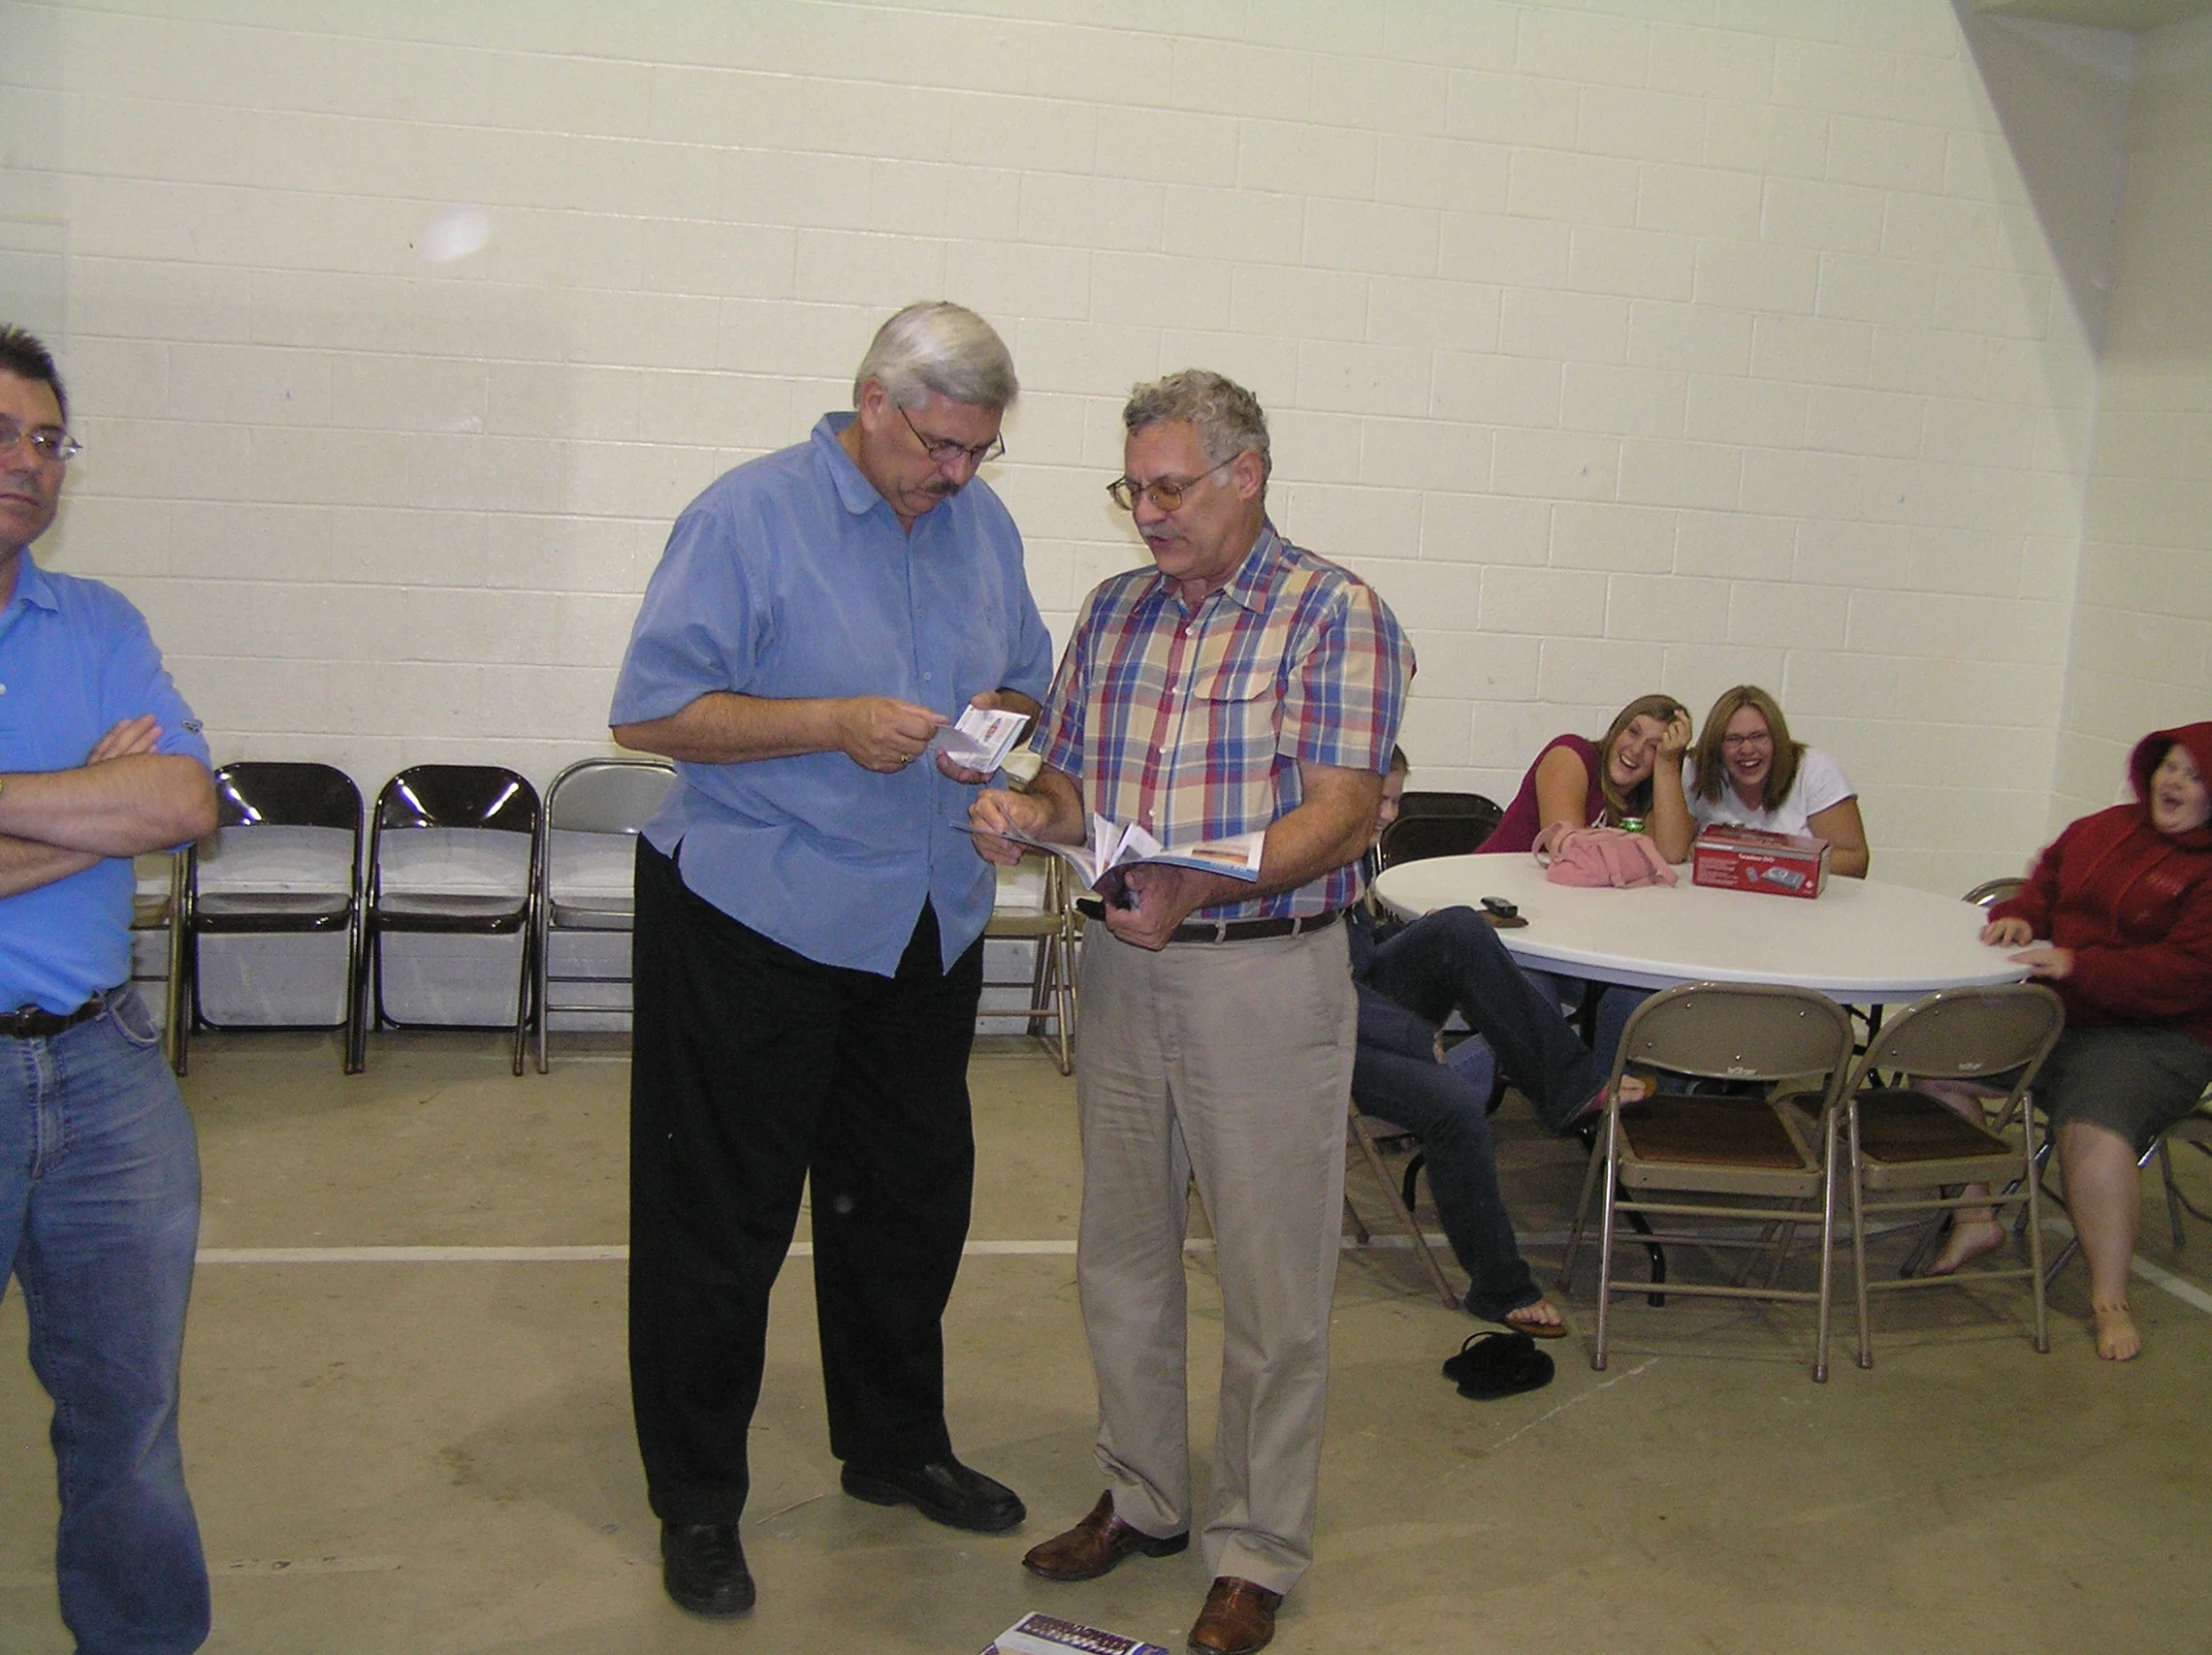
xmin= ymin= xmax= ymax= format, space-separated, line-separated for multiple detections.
xmin=1486 ymin=694 xmax=1696 ymax=862
xmin=1941 ymin=723 xmax=2212 ymax=1361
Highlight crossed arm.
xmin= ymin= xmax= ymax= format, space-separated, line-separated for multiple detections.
xmin=969 ymin=759 xmax=1383 ymax=951
xmin=0 ymin=715 xmax=219 ymax=898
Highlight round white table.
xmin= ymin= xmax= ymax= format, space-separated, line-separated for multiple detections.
xmin=1372 ymin=853 xmax=2027 ymax=1003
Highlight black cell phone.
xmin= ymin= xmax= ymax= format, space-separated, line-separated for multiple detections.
xmin=1481 ymin=895 xmax=1518 ymax=919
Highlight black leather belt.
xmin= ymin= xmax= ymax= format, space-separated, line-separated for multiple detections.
xmin=0 ymin=992 xmax=107 ymax=1039
xmin=1075 ymin=900 xmax=1342 ymax=945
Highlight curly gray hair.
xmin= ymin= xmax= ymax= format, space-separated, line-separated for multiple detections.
xmin=1121 ymin=369 xmax=1270 ymax=484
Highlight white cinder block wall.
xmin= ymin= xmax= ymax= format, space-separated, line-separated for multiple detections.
xmin=0 ymin=1 xmax=2196 ymax=898
xmin=2054 ymin=12 xmax=2212 ymax=830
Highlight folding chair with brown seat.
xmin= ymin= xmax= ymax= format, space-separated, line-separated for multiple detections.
xmin=1832 ymin=983 xmax=2064 ymax=1371
xmin=1560 ymin=982 xmax=1858 ymax=1379
xmin=976 ymin=856 xmax=1079 ymax=1075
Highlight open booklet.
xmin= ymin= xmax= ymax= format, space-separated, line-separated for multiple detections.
xmin=963 ymin=812 xmax=1264 ymax=899
xmin=927 ymin=705 xmax=1032 ymax=775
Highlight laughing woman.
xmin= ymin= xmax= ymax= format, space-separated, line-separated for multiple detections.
xmin=1486 ymin=693 xmax=1697 ymax=863
xmin=1956 ymin=725 xmax=2212 ymax=1361
xmin=1685 ymin=684 xmax=1869 ymax=878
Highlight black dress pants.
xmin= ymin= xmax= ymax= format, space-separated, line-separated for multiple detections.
xmin=628 ymin=838 xmax=985 ymax=1523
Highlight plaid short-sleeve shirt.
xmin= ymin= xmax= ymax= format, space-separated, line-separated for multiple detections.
xmin=1033 ymin=521 xmax=1413 ymax=920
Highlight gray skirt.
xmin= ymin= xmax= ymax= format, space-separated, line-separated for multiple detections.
xmin=2036 ymin=1024 xmax=2212 ymax=1152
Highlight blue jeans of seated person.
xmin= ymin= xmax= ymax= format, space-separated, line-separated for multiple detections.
xmin=1523 ymin=971 xmax=1647 ymax=1083
xmin=1354 ymin=907 xmax=1614 ymax=1321
xmin=0 ymin=984 xmax=210 ymax=1655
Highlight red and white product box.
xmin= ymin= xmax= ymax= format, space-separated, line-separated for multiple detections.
xmin=1691 ymin=824 xmax=1832 ymax=900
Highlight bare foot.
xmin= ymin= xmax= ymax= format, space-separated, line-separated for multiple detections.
xmin=1924 ymin=1218 xmax=2005 ymax=1278
xmin=2093 ymin=1302 xmax=2142 ymax=1362
xmin=1501 ymin=1299 xmax=1569 ymax=1340
xmin=1564 ymin=1073 xmax=1653 ymax=1132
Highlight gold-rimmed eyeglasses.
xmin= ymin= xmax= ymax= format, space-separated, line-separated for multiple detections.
xmin=898 ymin=405 xmax=1005 ymax=468
xmin=1106 ymin=454 xmax=1238 ymax=514
xmin=0 ymin=418 xmax=82 ymax=465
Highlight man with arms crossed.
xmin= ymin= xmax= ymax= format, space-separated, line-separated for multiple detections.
xmin=0 ymin=324 xmax=218 ymax=1653
xmin=611 ymin=302 xmax=1052 ymax=1617
xmin=972 ymin=370 xmax=1411 ymax=1655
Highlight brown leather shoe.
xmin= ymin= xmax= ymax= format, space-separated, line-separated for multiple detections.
xmin=1188 ymin=1576 xmax=1282 ymax=1655
xmin=1021 ymin=1490 xmax=1188 ymax=1581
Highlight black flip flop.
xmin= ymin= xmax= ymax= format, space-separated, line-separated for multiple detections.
xmin=1441 ymin=1331 xmax=1554 ymax=1400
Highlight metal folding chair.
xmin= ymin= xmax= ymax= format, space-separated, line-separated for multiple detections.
xmin=532 ymin=757 xmax=674 ymax=1073
xmin=180 ymin=762 xmax=365 ymax=1074
xmin=1832 ymin=984 xmax=2064 ymax=1370
xmin=358 ymin=766 xmax=539 ymax=1076
xmin=1561 ymin=982 xmax=1857 ymax=1379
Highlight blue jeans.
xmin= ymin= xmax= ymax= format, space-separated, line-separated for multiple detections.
xmin=1 ymin=985 xmax=209 ymax=1655
xmin=1355 ymin=908 xmax=1613 ymax=1320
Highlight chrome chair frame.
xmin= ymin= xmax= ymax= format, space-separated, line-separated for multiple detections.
xmin=531 ymin=757 xmax=675 ymax=1074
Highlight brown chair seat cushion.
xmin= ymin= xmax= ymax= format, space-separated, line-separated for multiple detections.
xmin=1851 ymin=1087 xmax=2010 ymax=1162
xmin=1624 ymin=1094 xmax=1807 ymax=1169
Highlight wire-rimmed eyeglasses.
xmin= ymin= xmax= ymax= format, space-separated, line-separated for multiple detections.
xmin=0 ymin=418 xmax=82 ymax=465
xmin=1106 ymin=454 xmax=1239 ymax=514
xmin=898 ymin=405 xmax=1004 ymax=468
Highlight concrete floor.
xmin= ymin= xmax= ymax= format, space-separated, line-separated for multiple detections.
xmin=5 ymin=1030 xmax=2211 ymax=1654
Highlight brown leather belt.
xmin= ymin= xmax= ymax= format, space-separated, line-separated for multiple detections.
xmin=1075 ymin=900 xmax=1342 ymax=945
xmin=0 ymin=992 xmax=107 ymax=1039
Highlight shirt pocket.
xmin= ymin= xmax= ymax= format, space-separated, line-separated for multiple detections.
xmin=1193 ymin=659 xmax=1284 ymax=762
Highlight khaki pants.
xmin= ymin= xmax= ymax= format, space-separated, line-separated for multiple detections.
xmin=1072 ymin=918 xmax=1356 ymax=1596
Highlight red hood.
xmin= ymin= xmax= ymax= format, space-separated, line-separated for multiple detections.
xmin=2129 ymin=722 xmax=2212 ymax=851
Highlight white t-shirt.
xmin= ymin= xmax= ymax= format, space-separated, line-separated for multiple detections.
xmin=1685 ymin=747 xmax=1856 ymax=838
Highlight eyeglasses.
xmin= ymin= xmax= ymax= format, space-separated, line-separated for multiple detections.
xmin=1720 ymin=732 xmax=1772 ymax=751
xmin=1106 ymin=454 xmax=1240 ymax=514
xmin=0 ymin=418 xmax=82 ymax=465
xmin=898 ymin=405 xmax=1004 ymax=468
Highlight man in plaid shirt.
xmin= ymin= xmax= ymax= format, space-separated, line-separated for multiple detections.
xmin=971 ymin=370 xmax=1411 ymax=1655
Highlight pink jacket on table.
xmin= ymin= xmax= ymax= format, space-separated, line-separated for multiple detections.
xmin=1988 ymin=722 xmax=2212 ymax=1047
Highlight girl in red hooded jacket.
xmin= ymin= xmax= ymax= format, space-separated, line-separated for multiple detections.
xmin=1934 ymin=723 xmax=2212 ymax=1360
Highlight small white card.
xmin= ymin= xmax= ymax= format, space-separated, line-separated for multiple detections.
xmin=930 ymin=705 xmax=1032 ymax=774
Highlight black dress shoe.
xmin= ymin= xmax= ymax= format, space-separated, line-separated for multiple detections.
xmin=840 ymin=1456 xmax=1027 ymax=1533
xmin=661 ymin=1521 xmax=755 ymax=1618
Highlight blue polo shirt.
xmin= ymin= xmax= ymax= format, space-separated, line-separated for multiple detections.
xmin=0 ymin=556 xmax=210 ymax=1013
xmin=610 ymin=414 xmax=1054 ymax=974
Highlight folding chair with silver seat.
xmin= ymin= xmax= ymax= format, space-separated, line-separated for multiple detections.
xmin=532 ymin=757 xmax=675 ymax=1074
xmin=1831 ymin=983 xmax=2065 ymax=1370
xmin=1560 ymin=982 xmax=1858 ymax=1379
xmin=357 ymin=766 xmax=539 ymax=1077
xmin=179 ymin=761 xmax=366 ymax=1075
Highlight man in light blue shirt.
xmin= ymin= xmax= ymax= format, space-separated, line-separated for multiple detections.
xmin=0 ymin=325 xmax=218 ymax=1655
xmin=610 ymin=302 xmax=1052 ymax=1618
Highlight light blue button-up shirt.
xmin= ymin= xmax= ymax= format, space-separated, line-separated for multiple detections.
xmin=610 ymin=415 xmax=1054 ymax=974
xmin=0 ymin=556 xmax=210 ymax=1013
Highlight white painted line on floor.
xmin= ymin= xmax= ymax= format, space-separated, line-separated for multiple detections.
xmin=187 ymin=1231 xmax=2212 ymax=1325
xmin=2130 ymin=1253 xmax=2212 ymax=1315
xmin=1488 ymin=1357 xmax=1660 ymax=1454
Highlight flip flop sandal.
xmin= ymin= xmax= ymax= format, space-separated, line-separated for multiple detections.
xmin=1500 ymin=1306 xmax=1571 ymax=1340
xmin=1441 ymin=1331 xmax=1555 ymax=1401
